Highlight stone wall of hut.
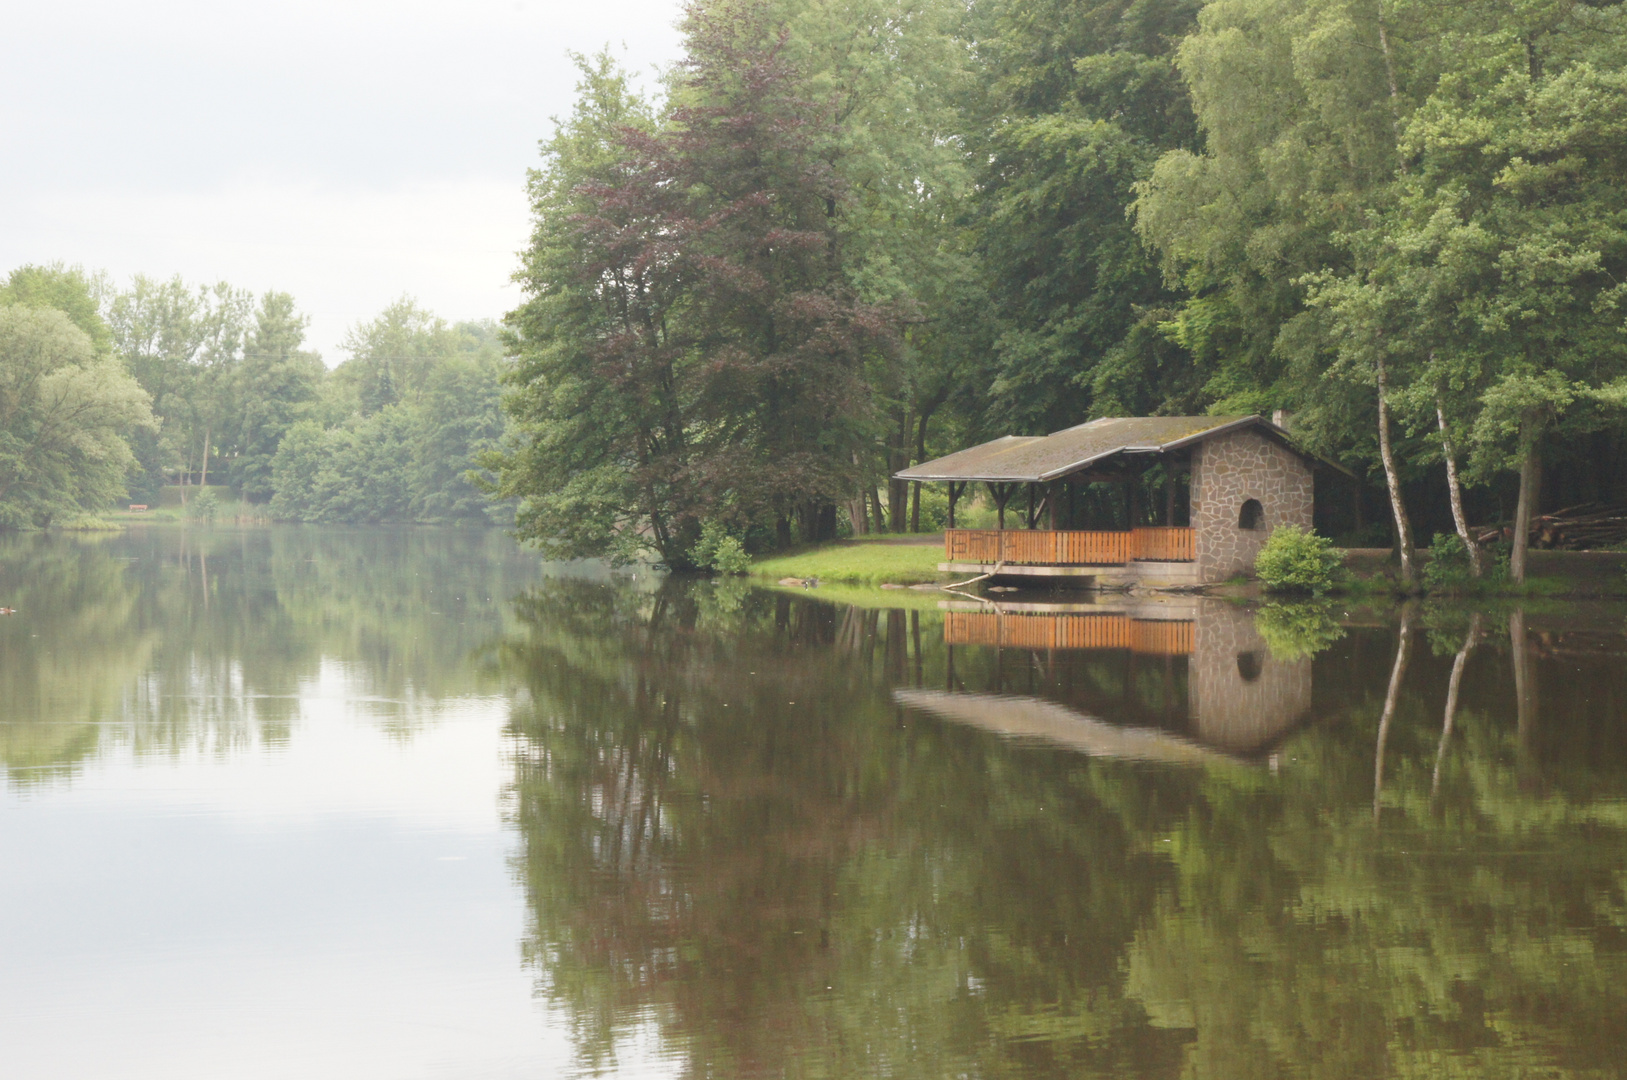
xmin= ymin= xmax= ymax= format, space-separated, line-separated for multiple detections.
xmin=1189 ymin=429 xmax=1314 ymax=581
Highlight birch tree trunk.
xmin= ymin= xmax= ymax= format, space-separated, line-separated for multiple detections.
xmin=1435 ymin=395 xmax=1481 ymax=577
xmin=1376 ymin=357 xmax=1417 ymax=586
xmin=1431 ymin=613 xmax=1482 ymax=800
xmin=1373 ymin=602 xmax=1415 ymax=822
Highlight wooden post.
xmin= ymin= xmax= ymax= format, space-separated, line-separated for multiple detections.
xmin=1164 ymin=469 xmax=1175 ymax=526
xmin=1047 ymin=482 xmax=1058 ymax=530
xmin=989 ymin=482 xmax=1011 ymax=530
xmin=1026 ymin=484 xmax=1036 ymax=530
xmin=947 ymin=482 xmax=959 ymax=529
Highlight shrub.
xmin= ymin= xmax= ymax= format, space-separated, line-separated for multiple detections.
xmin=186 ymin=488 xmax=220 ymax=522
xmin=1254 ymin=601 xmax=1346 ymax=660
xmin=1422 ymin=532 xmax=1508 ymax=591
xmin=1422 ymin=532 xmax=1471 ymax=589
xmin=1254 ymin=525 xmax=1341 ymax=594
xmin=690 ymin=520 xmax=751 ymax=575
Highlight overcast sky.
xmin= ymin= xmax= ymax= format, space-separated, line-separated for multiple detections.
xmin=1 ymin=0 xmax=684 ymax=362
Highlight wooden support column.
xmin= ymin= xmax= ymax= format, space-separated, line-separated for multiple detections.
xmin=946 ymin=481 xmax=960 ymax=529
xmin=1026 ymin=484 xmax=1036 ymax=530
xmin=989 ymin=482 xmax=1012 ymax=530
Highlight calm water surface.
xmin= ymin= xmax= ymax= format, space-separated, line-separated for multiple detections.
xmin=4 ymin=527 xmax=1627 ymax=1079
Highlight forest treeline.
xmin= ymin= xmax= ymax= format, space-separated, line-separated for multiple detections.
xmin=4 ymin=0 xmax=1624 ymax=571
xmin=490 ymin=0 xmax=1627 ymax=580
xmin=0 ymin=264 xmax=508 ymax=527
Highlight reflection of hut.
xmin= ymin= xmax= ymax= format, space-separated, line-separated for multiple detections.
xmin=943 ymin=610 xmax=1192 ymax=654
xmin=1187 ymin=603 xmax=1311 ymax=754
xmin=893 ymin=689 xmax=1244 ymax=767
xmin=896 ymin=415 xmax=1341 ymax=585
xmin=910 ymin=601 xmax=1311 ymax=762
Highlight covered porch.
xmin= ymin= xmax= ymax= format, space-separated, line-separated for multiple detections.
xmin=898 ymin=418 xmax=1236 ymax=581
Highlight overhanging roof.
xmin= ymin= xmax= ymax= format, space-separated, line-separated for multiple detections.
xmin=896 ymin=415 xmax=1284 ymax=484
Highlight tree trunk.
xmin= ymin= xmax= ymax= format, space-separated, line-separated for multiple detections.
xmin=1376 ymin=358 xmax=1417 ymax=586
xmin=911 ymin=407 xmax=936 ymax=534
xmin=1436 ymin=395 xmax=1480 ymax=577
xmin=1510 ymin=440 xmax=1540 ymax=584
xmin=848 ymin=497 xmax=868 ymax=535
xmin=1432 ymin=613 xmax=1481 ymax=800
xmin=1510 ymin=607 xmax=1539 ymax=789
xmin=200 ymin=425 xmax=212 ymax=489
xmin=888 ymin=408 xmax=909 ymax=533
xmin=1373 ymin=602 xmax=1415 ymax=822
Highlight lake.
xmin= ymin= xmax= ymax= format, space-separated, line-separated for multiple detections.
xmin=4 ymin=526 xmax=1627 ymax=1079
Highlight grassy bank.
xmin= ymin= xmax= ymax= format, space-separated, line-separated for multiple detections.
xmin=1337 ymin=548 xmax=1627 ymax=599
xmin=750 ymin=537 xmax=947 ymax=586
xmin=750 ymin=540 xmax=1627 ymax=598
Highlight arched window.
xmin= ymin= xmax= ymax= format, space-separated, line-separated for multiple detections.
xmin=1236 ymin=650 xmax=1263 ymax=682
xmin=1238 ymin=498 xmax=1264 ymax=530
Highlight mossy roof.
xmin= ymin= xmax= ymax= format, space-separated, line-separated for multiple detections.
xmin=895 ymin=415 xmax=1299 ymax=484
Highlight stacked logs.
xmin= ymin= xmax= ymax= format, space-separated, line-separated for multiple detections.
xmin=1473 ymin=502 xmax=1627 ymax=550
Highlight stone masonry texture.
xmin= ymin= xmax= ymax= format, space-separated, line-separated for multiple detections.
xmin=1190 ymin=429 xmax=1314 ymax=581
xmin=1188 ymin=603 xmax=1311 ymax=753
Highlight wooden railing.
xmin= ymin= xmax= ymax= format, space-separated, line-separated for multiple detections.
xmin=1130 ymin=526 xmax=1195 ymax=562
xmin=944 ymin=527 xmax=1194 ymax=565
xmin=944 ymin=612 xmax=1194 ymax=654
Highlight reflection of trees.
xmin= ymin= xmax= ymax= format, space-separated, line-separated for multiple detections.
xmin=1128 ymin=609 xmax=1627 ymax=1079
xmin=500 ymin=580 xmax=1227 ymax=1078
xmin=1 ymin=526 xmax=540 ymax=783
xmin=502 ymin=585 xmax=1627 ymax=1078
xmin=0 ymin=533 xmax=153 ymax=783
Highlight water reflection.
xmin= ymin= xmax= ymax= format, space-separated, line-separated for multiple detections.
xmin=0 ymin=527 xmax=595 ymax=1079
xmin=497 ymin=581 xmax=1627 ymax=1078
xmin=8 ymin=531 xmax=1627 ymax=1079
xmin=0 ymin=526 xmax=545 ymax=784
xmin=907 ymin=600 xmax=1313 ymax=763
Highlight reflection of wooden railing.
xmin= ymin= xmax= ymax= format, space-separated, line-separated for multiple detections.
xmin=944 ymin=527 xmax=1194 ymax=565
xmin=945 ymin=612 xmax=1194 ymax=654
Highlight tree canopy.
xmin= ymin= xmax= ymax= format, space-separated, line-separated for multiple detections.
xmin=490 ymin=0 xmax=1627 ymax=573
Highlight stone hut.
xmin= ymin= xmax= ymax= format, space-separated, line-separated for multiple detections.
xmin=897 ymin=415 xmax=1332 ymax=586
xmin=1188 ymin=424 xmax=1315 ymax=581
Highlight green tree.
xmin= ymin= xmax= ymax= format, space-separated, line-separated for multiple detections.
xmin=0 ymin=264 xmax=112 ymax=352
xmin=329 ymin=296 xmax=461 ymax=417
xmin=105 ymin=274 xmax=253 ymax=498
xmin=234 ymin=291 xmax=325 ymax=501
xmin=497 ymin=9 xmax=902 ymax=564
xmin=0 ymin=307 xmax=154 ymax=527
xmin=968 ymin=0 xmax=1203 ymax=435
xmin=486 ymin=53 xmax=663 ymax=560
xmin=412 ymin=340 xmax=508 ymax=522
